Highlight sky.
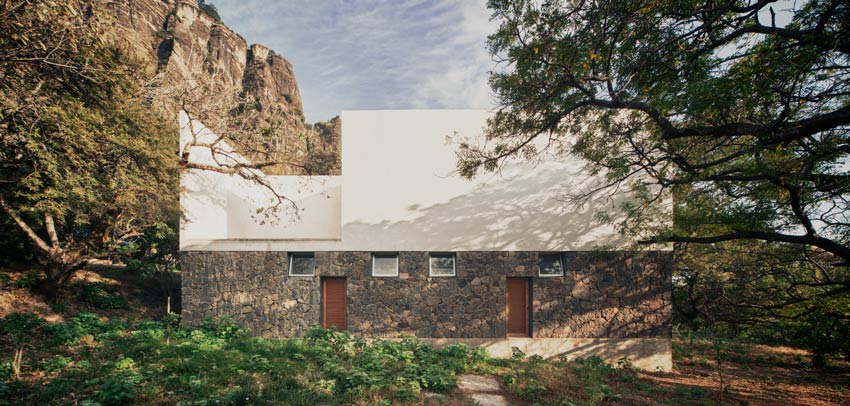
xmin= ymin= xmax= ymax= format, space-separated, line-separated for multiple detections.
xmin=213 ymin=0 xmax=499 ymax=123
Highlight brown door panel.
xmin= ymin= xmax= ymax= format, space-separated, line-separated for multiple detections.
xmin=322 ymin=278 xmax=347 ymax=330
xmin=506 ymin=278 xmax=529 ymax=337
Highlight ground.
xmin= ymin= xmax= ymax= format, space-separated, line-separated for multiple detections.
xmin=0 ymin=262 xmax=176 ymax=323
xmin=642 ymin=340 xmax=850 ymax=406
xmin=1 ymin=264 xmax=848 ymax=405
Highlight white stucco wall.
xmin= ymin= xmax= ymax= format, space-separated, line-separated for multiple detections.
xmin=179 ymin=111 xmax=342 ymax=243
xmin=180 ymin=109 xmax=669 ymax=252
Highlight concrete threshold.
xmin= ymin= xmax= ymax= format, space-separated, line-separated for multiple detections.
xmin=417 ymin=337 xmax=672 ymax=372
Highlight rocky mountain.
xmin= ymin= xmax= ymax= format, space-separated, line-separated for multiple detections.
xmin=99 ymin=0 xmax=339 ymax=175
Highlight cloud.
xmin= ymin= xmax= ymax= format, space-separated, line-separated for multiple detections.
xmin=213 ymin=0 xmax=498 ymax=122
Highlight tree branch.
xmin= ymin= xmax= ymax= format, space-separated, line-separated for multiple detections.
xmin=44 ymin=212 xmax=60 ymax=249
xmin=0 ymin=197 xmax=53 ymax=255
xmin=643 ymin=231 xmax=850 ymax=266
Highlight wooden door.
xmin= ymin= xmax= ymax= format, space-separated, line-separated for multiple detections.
xmin=322 ymin=278 xmax=347 ymax=330
xmin=506 ymin=278 xmax=529 ymax=337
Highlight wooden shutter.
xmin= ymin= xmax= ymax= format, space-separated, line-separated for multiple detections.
xmin=322 ymin=278 xmax=347 ymax=330
xmin=506 ymin=278 xmax=529 ymax=337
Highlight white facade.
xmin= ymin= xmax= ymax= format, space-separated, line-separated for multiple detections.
xmin=180 ymin=109 xmax=667 ymax=252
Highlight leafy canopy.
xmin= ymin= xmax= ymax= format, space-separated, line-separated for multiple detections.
xmin=461 ymin=0 xmax=850 ymax=265
xmin=0 ymin=0 xmax=179 ymax=285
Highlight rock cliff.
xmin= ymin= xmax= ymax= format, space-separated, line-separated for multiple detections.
xmin=99 ymin=0 xmax=339 ymax=175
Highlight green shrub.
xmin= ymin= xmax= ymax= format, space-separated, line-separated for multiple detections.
xmin=79 ymin=283 xmax=128 ymax=310
xmin=1 ymin=312 xmax=46 ymax=377
xmin=511 ymin=346 xmax=526 ymax=361
xmin=675 ymin=385 xmax=706 ymax=399
xmin=0 ymin=363 xmax=13 ymax=382
xmin=200 ymin=317 xmax=248 ymax=340
xmin=42 ymin=356 xmax=72 ymax=374
xmin=48 ymin=313 xmax=129 ymax=346
xmin=93 ymin=372 xmax=140 ymax=405
xmin=515 ymin=377 xmax=548 ymax=400
xmin=197 ymin=0 xmax=222 ymax=22
xmin=418 ymin=363 xmax=456 ymax=392
xmin=43 ymin=377 xmax=75 ymax=400
xmin=393 ymin=378 xmax=421 ymax=402
xmin=1 ymin=312 xmax=45 ymax=338
xmin=6 ymin=321 xmax=553 ymax=404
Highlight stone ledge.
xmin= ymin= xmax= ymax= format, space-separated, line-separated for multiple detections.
xmin=418 ymin=337 xmax=672 ymax=372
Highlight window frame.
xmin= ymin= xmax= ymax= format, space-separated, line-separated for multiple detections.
xmin=288 ymin=252 xmax=316 ymax=277
xmin=371 ymin=252 xmax=399 ymax=277
xmin=538 ymin=253 xmax=565 ymax=277
xmin=428 ymin=253 xmax=456 ymax=277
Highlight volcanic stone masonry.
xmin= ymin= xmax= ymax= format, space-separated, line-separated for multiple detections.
xmin=180 ymin=251 xmax=672 ymax=338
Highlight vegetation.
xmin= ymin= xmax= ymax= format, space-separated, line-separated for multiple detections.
xmin=675 ymin=240 xmax=850 ymax=366
xmin=0 ymin=315 xmax=715 ymax=405
xmin=0 ymin=0 xmax=180 ymax=295
xmin=0 ymin=314 xmax=483 ymax=405
xmin=1 ymin=265 xmax=848 ymax=405
xmin=3 ymin=312 xmax=844 ymax=405
xmin=465 ymin=0 xmax=850 ymax=370
xmin=197 ymin=0 xmax=223 ymax=22
xmin=2 ymin=0 xmax=849 ymax=402
xmin=463 ymin=0 xmax=849 ymax=265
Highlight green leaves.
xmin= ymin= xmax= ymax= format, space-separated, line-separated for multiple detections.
xmin=0 ymin=312 xmax=45 ymax=342
xmin=1 ymin=0 xmax=180 ymax=286
xmin=467 ymin=0 xmax=850 ymax=263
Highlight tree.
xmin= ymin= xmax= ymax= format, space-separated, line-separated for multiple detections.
xmin=674 ymin=240 xmax=850 ymax=364
xmin=1 ymin=0 xmax=314 ymax=296
xmin=461 ymin=0 xmax=849 ymax=265
xmin=197 ymin=0 xmax=222 ymax=22
xmin=0 ymin=0 xmax=180 ymax=294
xmin=1 ymin=313 xmax=44 ymax=378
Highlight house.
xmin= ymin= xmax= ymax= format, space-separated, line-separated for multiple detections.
xmin=179 ymin=109 xmax=673 ymax=370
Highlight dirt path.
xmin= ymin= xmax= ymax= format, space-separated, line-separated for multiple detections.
xmin=638 ymin=340 xmax=850 ymax=406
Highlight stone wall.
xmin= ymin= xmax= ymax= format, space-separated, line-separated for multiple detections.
xmin=533 ymin=252 xmax=672 ymax=338
xmin=181 ymin=251 xmax=671 ymax=338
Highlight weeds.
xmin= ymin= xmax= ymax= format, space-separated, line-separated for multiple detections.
xmin=0 ymin=316 xmax=497 ymax=405
xmin=7 ymin=314 xmax=809 ymax=405
xmin=78 ymin=283 xmax=128 ymax=310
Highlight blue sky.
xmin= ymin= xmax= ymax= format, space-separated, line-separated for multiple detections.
xmin=213 ymin=0 xmax=498 ymax=122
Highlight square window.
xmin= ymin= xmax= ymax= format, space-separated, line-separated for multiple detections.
xmin=538 ymin=253 xmax=564 ymax=277
xmin=288 ymin=253 xmax=315 ymax=276
xmin=429 ymin=253 xmax=456 ymax=277
xmin=372 ymin=253 xmax=399 ymax=277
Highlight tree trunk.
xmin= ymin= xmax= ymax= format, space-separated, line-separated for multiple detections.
xmin=13 ymin=345 xmax=23 ymax=378
xmin=40 ymin=255 xmax=86 ymax=297
xmin=812 ymin=350 xmax=827 ymax=368
xmin=1 ymin=200 xmax=87 ymax=297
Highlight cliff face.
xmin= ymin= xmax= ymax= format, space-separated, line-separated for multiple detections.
xmin=100 ymin=0 xmax=339 ymax=175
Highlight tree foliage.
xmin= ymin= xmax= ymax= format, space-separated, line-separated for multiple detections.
xmin=675 ymin=241 xmax=850 ymax=364
xmin=197 ymin=0 xmax=222 ymax=22
xmin=0 ymin=0 xmax=179 ymax=293
xmin=463 ymin=0 xmax=850 ymax=265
